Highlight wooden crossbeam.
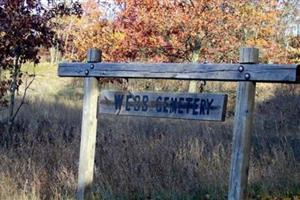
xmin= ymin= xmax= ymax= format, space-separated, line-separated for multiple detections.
xmin=58 ymin=62 xmax=300 ymax=83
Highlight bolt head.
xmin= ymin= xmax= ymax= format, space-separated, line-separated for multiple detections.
xmin=238 ymin=65 xmax=244 ymax=72
xmin=244 ymin=73 xmax=251 ymax=80
xmin=90 ymin=64 xmax=94 ymax=69
xmin=85 ymin=69 xmax=89 ymax=75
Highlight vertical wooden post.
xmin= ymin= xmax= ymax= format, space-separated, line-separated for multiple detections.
xmin=228 ymin=47 xmax=258 ymax=200
xmin=76 ymin=48 xmax=101 ymax=200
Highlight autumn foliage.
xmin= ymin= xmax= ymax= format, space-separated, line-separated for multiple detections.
xmin=63 ymin=0 xmax=291 ymax=65
xmin=0 ymin=0 xmax=297 ymax=109
xmin=0 ymin=0 xmax=82 ymax=127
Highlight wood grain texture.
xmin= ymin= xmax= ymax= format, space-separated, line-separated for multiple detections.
xmin=99 ymin=90 xmax=228 ymax=121
xmin=228 ymin=82 xmax=256 ymax=200
xmin=228 ymin=47 xmax=258 ymax=200
xmin=58 ymin=62 xmax=300 ymax=83
xmin=239 ymin=48 xmax=259 ymax=64
xmin=76 ymin=49 xmax=101 ymax=200
xmin=87 ymin=48 xmax=102 ymax=63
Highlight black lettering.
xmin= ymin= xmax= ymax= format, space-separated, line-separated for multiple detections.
xmin=163 ymin=97 xmax=169 ymax=113
xmin=125 ymin=95 xmax=133 ymax=111
xmin=206 ymin=99 xmax=214 ymax=115
xmin=114 ymin=94 xmax=124 ymax=110
xmin=142 ymin=95 xmax=149 ymax=111
xmin=134 ymin=95 xmax=141 ymax=111
xmin=170 ymin=98 xmax=177 ymax=113
xmin=185 ymin=97 xmax=193 ymax=114
xmin=178 ymin=97 xmax=184 ymax=114
xmin=192 ymin=98 xmax=199 ymax=115
xmin=199 ymin=99 xmax=206 ymax=115
xmin=156 ymin=96 xmax=162 ymax=112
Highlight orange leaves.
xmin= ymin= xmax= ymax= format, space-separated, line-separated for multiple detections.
xmin=61 ymin=0 xmax=290 ymax=64
xmin=113 ymin=0 xmax=285 ymax=63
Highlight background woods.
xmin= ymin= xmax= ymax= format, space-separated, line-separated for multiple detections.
xmin=0 ymin=0 xmax=82 ymax=133
xmin=64 ymin=0 xmax=294 ymax=63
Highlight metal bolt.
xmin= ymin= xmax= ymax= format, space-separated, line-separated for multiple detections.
xmin=238 ymin=65 xmax=244 ymax=72
xmin=244 ymin=73 xmax=251 ymax=80
xmin=85 ymin=69 xmax=89 ymax=75
xmin=90 ymin=64 xmax=94 ymax=69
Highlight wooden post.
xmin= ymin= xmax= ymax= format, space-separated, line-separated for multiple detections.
xmin=228 ymin=47 xmax=258 ymax=200
xmin=76 ymin=48 xmax=101 ymax=200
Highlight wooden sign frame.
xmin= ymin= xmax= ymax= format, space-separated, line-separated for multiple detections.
xmin=58 ymin=47 xmax=300 ymax=200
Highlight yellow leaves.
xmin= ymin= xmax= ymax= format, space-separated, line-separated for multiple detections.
xmin=247 ymin=39 xmax=269 ymax=48
xmin=57 ymin=0 xmax=289 ymax=64
xmin=111 ymin=31 xmax=125 ymax=42
xmin=0 ymin=31 xmax=5 ymax=37
xmin=287 ymin=47 xmax=300 ymax=63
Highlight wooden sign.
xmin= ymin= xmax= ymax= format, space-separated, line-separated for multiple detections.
xmin=58 ymin=48 xmax=300 ymax=200
xmin=99 ymin=90 xmax=228 ymax=121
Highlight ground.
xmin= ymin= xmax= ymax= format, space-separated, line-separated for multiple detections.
xmin=0 ymin=62 xmax=299 ymax=199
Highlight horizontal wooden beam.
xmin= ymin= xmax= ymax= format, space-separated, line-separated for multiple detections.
xmin=58 ymin=62 xmax=300 ymax=83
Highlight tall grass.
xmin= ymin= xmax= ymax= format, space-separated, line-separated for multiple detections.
xmin=0 ymin=63 xmax=299 ymax=199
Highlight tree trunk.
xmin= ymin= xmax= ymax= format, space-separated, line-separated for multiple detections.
xmin=188 ymin=48 xmax=200 ymax=93
xmin=7 ymin=55 xmax=20 ymax=135
xmin=50 ymin=47 xmax=56 ymax=64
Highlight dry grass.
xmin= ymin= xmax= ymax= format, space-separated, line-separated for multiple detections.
xmin=0 ymin=63 xmax=299 ymax=199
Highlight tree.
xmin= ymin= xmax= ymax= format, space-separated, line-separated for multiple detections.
xmin=112 ymin=0 xmax=289 ymax=92
xmin=62 ymin=0 xmax=293 ymax=92
xmin=113 ymin=0 xmax=288 ymax=62
xmin=62 ymin=0 xmax=122 ymax=62
xmin=287 ymin=36 xmax=300 ymax=62
xmin=0 ymin=0 xmax=82 ymax=134
xmin=67 ymin=0 xmax=290 ymax=63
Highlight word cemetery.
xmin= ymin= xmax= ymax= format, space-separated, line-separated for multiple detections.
xmin=58 ymin=47 xmax=299 ymax=200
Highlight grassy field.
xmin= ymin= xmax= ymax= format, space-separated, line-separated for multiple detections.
xmin=0 ymin=62 xmax=299 ymax=199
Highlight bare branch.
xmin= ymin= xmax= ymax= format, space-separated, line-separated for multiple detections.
xmin=11 ymin=71 xmax=36 ymax=122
